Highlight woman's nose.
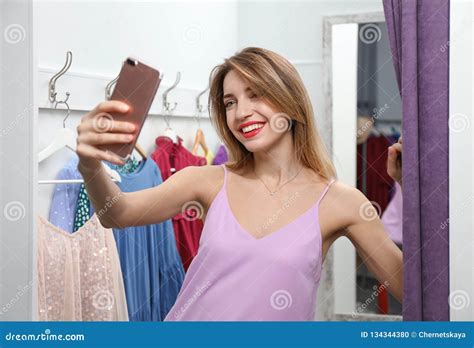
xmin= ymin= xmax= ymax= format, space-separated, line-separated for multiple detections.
xmin=235 ymin=99 xmax=253 ymax=120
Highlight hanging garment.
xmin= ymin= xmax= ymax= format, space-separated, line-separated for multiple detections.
xmin=164 ymin=165 xmax=336 ymax=321
xmin=151 ymin=136 xmax=207 ymax=271
xmin=357 ymin=135 xmax=394 ymax=214
xmin=212 ymin=144 xmax=228 ymax=165
xmin=108 ymin=158 xmax=185 ymax=321
xmin=73 ymin=184 xmax=90 ymax=232
xmin=205 ymin=149 xmax=215 ymax=165
xmin=49 ymin=156 xmax=83 ymax=233
xmin=381 ymin=182 xmax=403 ymax=245
xmin=51 ymin=155 xmax=184 ymax=321
xmin=73 ymin=156 xmax=141 ymax=231
xmin=37 ymin=214 xmax=128 ymax=321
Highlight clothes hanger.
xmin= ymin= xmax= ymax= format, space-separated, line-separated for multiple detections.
xmin=37 ymin=99 xmax=121 ymax=184
xmin=191 ymin=86 xmax=210 ymax=156
xmin=39 ymin=53 xmax=120 ymax=184
xmin=162 ymin=72 xmax=180 ymax=143
xmin=133 ymin=143 xmax=147 ymax=160
xmin=191 ymin=128 xmax=209 ymax=156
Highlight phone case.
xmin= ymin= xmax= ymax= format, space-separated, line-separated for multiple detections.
xmin=104 ymin=57 xmax=161 ymax=160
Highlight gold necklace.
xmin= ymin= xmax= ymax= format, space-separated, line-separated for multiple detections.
xmin=253 ymin=166 xmax=304 ymax=196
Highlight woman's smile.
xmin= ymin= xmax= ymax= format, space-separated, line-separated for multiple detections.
xmin=238 ymin=121 xmax=267 ymax=139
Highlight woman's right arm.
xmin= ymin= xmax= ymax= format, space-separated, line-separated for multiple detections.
xmin=76 ymin=101 xmax=203 ymax=229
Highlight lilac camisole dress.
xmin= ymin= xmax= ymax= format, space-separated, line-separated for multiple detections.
xmin=164 ymin=164 xmax=336 ymax=321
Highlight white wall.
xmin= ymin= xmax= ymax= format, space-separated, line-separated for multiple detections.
xmin=331 ymin=22 xmax=358 ymax=315
xmin=36 ymin=1 xmax=238 ymax=217
xmin=0 ymin=0 xmax=36 ymax=320
xmin=449 ymin=0 xmax=473 ymax=321
xmin=237 ymin=0 xmax=383 ymax=147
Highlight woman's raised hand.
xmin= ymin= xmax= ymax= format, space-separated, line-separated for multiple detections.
xmin=387 ymin=136 xmax=402 ymax=187
xmin=76 ymin=101 xmax=135 ymax=169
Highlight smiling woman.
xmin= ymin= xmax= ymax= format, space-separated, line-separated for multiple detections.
xmin=209 ymin=47 xmax=336 ymax=181
xmin=74 ymin=46 xmax=403 ymax=321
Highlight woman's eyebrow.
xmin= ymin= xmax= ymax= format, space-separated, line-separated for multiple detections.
xmin=223 ymin=87 xmax=252 ymax=100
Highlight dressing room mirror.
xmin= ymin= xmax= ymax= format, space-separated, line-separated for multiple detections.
xmin=321 ymin=12 xmax=403 ymax=320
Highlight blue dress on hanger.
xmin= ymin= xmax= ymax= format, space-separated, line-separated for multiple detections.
xmin=107 ymin=158 xmax=185 ymax=321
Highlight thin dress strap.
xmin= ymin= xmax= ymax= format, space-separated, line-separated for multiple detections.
xmin=317 ymin=178 xmax=336 ymax=205
xmin=221 ymin=164 xmax=228 ymax=189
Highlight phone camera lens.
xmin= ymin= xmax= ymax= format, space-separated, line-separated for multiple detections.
xmin=126 ymin=58 xmax=138 ymax=66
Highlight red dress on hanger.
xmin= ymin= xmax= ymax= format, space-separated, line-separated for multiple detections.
xmin=151 ymin=136 xmax=207 ymax=271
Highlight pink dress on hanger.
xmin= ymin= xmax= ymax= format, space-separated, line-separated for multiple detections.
xmin=37 ymin=214 xmax=129 ymax=321
xmin=164 ymin=165 xmax=336 ymax=321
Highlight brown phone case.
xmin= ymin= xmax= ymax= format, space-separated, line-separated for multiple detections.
xmin=104 ymin=57 xmax=161 ymax=160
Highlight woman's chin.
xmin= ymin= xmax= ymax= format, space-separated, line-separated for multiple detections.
xmin=242 ymin=140 xmax=272 ymax=153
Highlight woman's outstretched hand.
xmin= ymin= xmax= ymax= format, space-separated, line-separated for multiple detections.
xmin=76 ymin=101 xmax=135 ymax=170
xmin=387 ymin=136 xmax=402 ymax=188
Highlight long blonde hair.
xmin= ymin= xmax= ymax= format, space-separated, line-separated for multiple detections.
xmin=208 ymin=47 xmax=336 ymax=181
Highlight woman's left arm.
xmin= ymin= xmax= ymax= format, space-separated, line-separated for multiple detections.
xmin=342 ymin=188 xmax=403 ymax=303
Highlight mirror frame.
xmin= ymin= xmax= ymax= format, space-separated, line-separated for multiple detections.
xmin=320 ymin=11 xmax=402 ymax=322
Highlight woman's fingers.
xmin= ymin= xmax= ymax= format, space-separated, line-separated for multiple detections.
xmin=387 ymin=144 xmax=402 ymax=185
xmin=77 ymin=143 xmax=125 ymax=166
xmin=90 ymin=100 xmax=130 ymax=116
xmin=78 ymin=132 xmax=134 ymax=146
xmin=76 ymin=101 xmax=135 ymax=169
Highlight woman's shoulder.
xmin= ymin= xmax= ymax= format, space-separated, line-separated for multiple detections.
xmin=178 ymin=164 xmax=226 ymax=194
xmin=322 ymin=179 xmax=372 ymax=229
xmin=179 ymin=164 xmax=226 ymax=180
xmin=326 ymin=179 xmax=369 ymax=209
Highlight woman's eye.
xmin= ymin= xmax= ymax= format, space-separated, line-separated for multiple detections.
xmin=225 ymin=100 xmax=235 ymax=108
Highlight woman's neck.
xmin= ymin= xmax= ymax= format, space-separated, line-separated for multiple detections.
xmin=250 ymin=137 xmax=304 ymax=186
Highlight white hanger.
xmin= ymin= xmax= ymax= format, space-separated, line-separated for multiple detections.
xmin=38 ymin=99 xmax=121 ymax=184
xmin=164 ymin=127 xmax=178 ymax=143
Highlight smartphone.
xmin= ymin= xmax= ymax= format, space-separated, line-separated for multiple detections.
xmin=103 ymin=57 xmax=161 ymax=161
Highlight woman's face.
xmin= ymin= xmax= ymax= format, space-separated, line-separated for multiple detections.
xmin=223 ymin=70 xmax=292 ymax=153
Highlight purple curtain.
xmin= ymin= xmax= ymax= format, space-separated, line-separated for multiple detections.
xmin=383 ymin=0 xmax=450 ymax=321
